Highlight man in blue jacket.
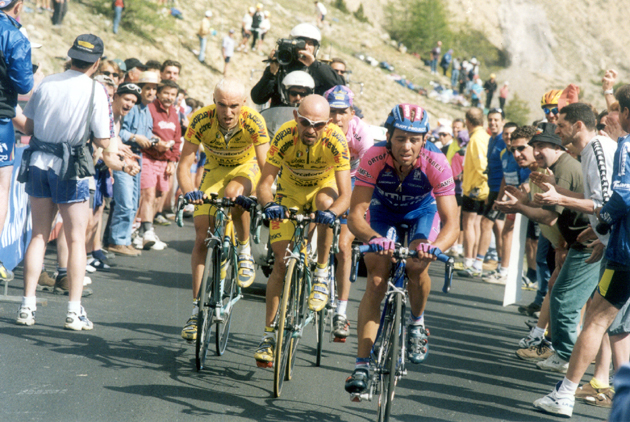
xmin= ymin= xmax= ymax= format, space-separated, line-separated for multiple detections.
xmin=0 ymin=0 xmax=33 ymax=281
xmin=533 ymin=84 xmax=630 ymax=417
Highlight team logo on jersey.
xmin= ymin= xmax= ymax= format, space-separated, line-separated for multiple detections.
xmin=296 ymin=150 xmax=303 ymax=158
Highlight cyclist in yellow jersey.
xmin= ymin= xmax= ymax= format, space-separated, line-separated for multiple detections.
xmin=176 ymin=78 xmax=270 ymax=341
xmin=238 ymin=95 xmax=351 ymax=367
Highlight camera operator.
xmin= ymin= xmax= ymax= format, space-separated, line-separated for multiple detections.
xmin=250 ymin=23 xmax=344 ymax=108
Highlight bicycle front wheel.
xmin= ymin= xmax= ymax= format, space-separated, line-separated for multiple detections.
xmin=274 ymin=258 xmax=298 ymax=398
xmin=216 ymin=245 xmax=237 ymax=356
xmin=287 ymin=262 xmax=307 ymax=380
xmin=377 ymin=294 xmax=402 ymax=422
xmin=196 ymin=245 xmax=218 ymax=371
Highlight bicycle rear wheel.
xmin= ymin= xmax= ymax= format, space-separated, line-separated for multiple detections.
xmin=216 ymin=245 xmax=237 ymax=356
xmin=196 ymin=245 xmax=218 ymax=371
xmin=316 ymin=254 xmax=335 ymax=366
xmin=377 ymin=294 xmax=401 ymax=422
xmin=274 ymin=258 xmax=298 ymax=398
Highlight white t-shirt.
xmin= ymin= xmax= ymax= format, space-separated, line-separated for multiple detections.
xmin=242 ymin=13 xmax=252 ymax=31
xmin=23 ymin=70 xmax=112 ymax=175
xmin=260 ymin=18 xmax=271 ymax=33
xmin=316 ymin=2 xmax=327 ymax=15
xmin=223 ymin=36 xmax=235 ymax=57
xmin=580 ymin=135 xmax=617 ymax=245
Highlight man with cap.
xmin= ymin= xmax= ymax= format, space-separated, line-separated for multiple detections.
xmin=251 ymin=23 xmax=344 ymax=107
xmin=196 ymin=10 xmax=213 ymax=63
xmin=324 ymin=85 xmax=374 ymax=341
xmin=483 ymin=74 xmax=498 ymax=109
xmin=495 ymin=123 xmax=596 ymax=376
xmin=437 ymin=125 xmax=453 ymax=155
xmin=250 ymin=3 xmax=264 ymax=51
xmin=0 ymin=0 xmax=34 ymax=282
xmin=237 ymin=6 xmax=254 ymax=53
xmin=124 ymin=58 xmax=146 ymax=83
xmin=17 ymin=34 xmax=113 ymax=331
xmin=107 ymin=70 xmax=159 ymax=256
xmin=222 ymin=29 xmax=236 ymax=76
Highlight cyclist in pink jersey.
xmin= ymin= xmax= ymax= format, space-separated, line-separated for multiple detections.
xmin=345 ymin=104 xmax=459 ymax=395
xmin=324 ymin=85 xmax=374 ymax=340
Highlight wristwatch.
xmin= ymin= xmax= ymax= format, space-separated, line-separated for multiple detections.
xmin=604 ymin=89 xmax=614 ymax=95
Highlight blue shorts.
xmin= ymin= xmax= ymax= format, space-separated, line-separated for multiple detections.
xmin=0 ymin=119 xmax=15 ymax=167
xmin=25 ymin=166 xmax=90 ymax=204
xmin=370 ymin=202 xmax=440 ymax=245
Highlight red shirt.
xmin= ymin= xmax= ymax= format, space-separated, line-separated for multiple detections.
xmin=115 ymin=0 xmax=124 ymax=7
xmin=145 ymin=99 xmax=182 ymax=162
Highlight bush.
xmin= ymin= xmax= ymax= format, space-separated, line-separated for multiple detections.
xmin=354 ymin=3 xmax=369 ymax=23
xmin=333 ymin=0 xmax=349 ymax=14
xmin=505 ymin=93 xmax=531 ymax=126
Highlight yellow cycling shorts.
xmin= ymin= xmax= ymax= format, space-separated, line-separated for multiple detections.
xmin=194 ymin=161 xmax=260 ymax=217
xmin=269 ymin=177 xmax=337 ymax=244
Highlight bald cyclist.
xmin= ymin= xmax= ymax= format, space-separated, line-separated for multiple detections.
xmin=238 ymin=94 xmax=351 ymax=367
xmin=177 ymin=78 xmax=270 ymax=341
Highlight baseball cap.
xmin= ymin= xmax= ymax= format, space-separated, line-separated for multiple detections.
xmin=229 ymin=29 xmax=235 ymax=34
xmin=112 ymin=58 xmax=127 ymax=72
xmin=117 ymin=82 xmax=142 ymax=102
xmin=124 ymin=58 xmax=147 ymax=72
xmin=437 ymin=126 xmax=453 ymax=136
xmin=528 ymin=123 xmax=564 ymax=149
xmin=137 ymin=71 xmax=160 ymax=85
xmin=205 ymin=10 xmax=213 ymax=17
xmin=67 ymin=34 xmax=104 ymax=63
xmin=324 ymin=85 xmax=354 ymax=109
xmin=0 ymin=0 xmax=18 ymax=8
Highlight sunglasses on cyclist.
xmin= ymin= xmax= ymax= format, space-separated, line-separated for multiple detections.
xmin=509 ymin=145 xmax=528 ymax=153
xmin=102 ymin=71 xmax=120 ymax=78
xmin=288 ymin=89 xmax=310 ymax=97
xmin=543 ymin=106 xmax=559 ymax=115
xmin=296 ymin=112 xmax=329 ymax=130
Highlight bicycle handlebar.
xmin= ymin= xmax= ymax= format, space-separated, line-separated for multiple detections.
xmin=350 ymin=243 xmax=455 ymax=293
xmin=175 ymin=194 xmax=257 ymax=227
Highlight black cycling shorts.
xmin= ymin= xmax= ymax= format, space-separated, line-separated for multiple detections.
xmin=527 ymin=220 xmax=540 ymax=240
xmin=462 ymin=195 xmax=484 ymax=215
xmin=598 ymin=264 xmax=630 ymax=309
xmin=482 ymin=191 xmax=505 ymax=221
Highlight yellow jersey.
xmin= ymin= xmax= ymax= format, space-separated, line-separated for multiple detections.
xmin=462 ymin=126 xmax=490 ymax=200
xmin=267 ymin=120 xmax=350 ymax=187
xmin=185 ymin=105 xmax=269 ymax=169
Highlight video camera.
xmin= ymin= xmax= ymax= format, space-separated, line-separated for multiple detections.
xmin=274 ymin=38 xmax=307 ymax=66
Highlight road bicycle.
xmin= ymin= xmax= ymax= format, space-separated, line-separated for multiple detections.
xmin=176 ymin=193 xmax=256 ymax=371
xmin=349 ymin=242 xmax=453 ymax=421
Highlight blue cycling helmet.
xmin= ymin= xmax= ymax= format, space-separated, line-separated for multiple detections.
xmin=385 ymin=104 xmax=430 ymax=137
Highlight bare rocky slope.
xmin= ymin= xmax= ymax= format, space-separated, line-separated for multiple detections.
xmin=20 ymin=0 xmax=627 ymax=126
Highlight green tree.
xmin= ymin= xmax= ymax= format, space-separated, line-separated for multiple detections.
xmin=505 ymin=93 xmax=531 ymax=126
xmin=354 ymin=3 xmax=369 ymax=23
xmin=385 ymin=0 xmax=451 ymax=54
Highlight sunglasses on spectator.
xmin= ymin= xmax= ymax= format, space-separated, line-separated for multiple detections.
xmin=124 ymin=84 xmax=142 ymax=94
xmin=289 ymin=89 xmax=310 ymax=97
xmin=596 ymin=123 xmax=606 ymax=131
xmin=509 ymin=145 xmax=528 ymax=153
xmin=488 ymin=108 xmax=504 ymax=117
xmin=438 ymin=133 xmax=450 ymax=137
xmin=102 ymin=71 xmax=120 ymax=78
xmin=334 ymin=69 xmax=346 ymax=75
xmin=543 ymin=106 xmax=559 ymax=115
xmin=296 ymin=112 xmax=329 ymax=130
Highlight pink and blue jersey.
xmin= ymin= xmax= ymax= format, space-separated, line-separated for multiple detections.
xmin=345 ymin=116 xmax=374 ymax=177
xmin=356 ymin=141 xmax=455 ymax=214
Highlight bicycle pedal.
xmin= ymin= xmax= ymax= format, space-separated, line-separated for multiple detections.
xmin=333 ymin=336 xmax=347 ymax=343
xmin=256 ymin=360 xmax=273 ymax=368
xmin=350 ymin=392 xmax=369 ymax=402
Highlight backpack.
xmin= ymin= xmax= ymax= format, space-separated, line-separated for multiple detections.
xmin=251 ymin=12 xmax=263 ymax=29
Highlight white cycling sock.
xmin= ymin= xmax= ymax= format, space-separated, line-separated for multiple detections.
xmin=557 ymin=377 xmax=579 ymax=397
xmin=336 ymin=300 xmax=348 ymax=316
xmin=407 ymin=312 xmax=424 ymax=326
xmin=237 ymin=239 xmax=251 ymax=256
xmin=67 ymin=301 xmax=81 ymax=314
xmin=531 ymin=326 xmax=545 ymax=339
xmin=22 ymin=296 xmax=36 ymax=310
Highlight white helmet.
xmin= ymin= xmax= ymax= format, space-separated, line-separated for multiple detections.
xmin=282 ymin=71 xmax=315 ymax=89
xmin=290 ymin=23 xmax=321 ymax=44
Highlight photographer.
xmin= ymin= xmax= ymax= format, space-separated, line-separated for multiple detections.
xmin=250 ymin=23 xmax=344 ymax=107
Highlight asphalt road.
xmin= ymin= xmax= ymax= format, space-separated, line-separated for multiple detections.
xmin=0 ymin=218 xmax=609 ymax=422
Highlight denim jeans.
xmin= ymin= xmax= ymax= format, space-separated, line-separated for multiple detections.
xmin=430 ymin=59 xmax=437 ymax=73
xmin=113 ymin=6 xmax=123 ymax=34
xmin=550 ymin=247 xmax=601 ymax=361
xmin=534 ymin=235 xmax=552 ymax=305
xmin=451 ymin=69 xmax=459 ymax=89
xmin=108 ymin=166 xmax=141 ymax=246
xmin=198 ymin=35 xmax=208 ymax=62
